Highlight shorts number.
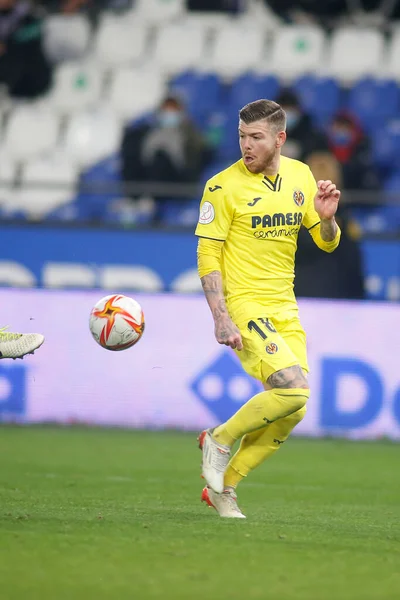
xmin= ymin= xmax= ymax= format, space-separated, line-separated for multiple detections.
xmin=247 ymin=318 xmax=276 ymax=339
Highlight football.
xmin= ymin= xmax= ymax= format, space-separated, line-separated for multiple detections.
xmin=89 ymin=294 xmax=145 ymax=351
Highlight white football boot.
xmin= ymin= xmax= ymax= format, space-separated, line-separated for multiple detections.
xmin=201 ymin=486 xmax=246 ymax=519
xmin=0 ymin=327 xmax=44 ymax=359
xmin=198 ymin=429 xmax=231 ymax=494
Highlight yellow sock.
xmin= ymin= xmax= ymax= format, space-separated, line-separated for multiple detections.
xmin=213 ymin=387 xmax=310 ymax=447
xmin=228 ymin=406 xmax=307 ymax=482
xmin=223 ymin=464 xmax=245 ymax=489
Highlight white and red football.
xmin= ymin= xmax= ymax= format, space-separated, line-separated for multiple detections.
xmin=89 ymin=294 xmax=145 ymax=351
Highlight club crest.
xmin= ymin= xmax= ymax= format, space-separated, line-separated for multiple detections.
xmin=293 ymin=190 xmax=305 ymax=207
xmin=266 ymin=343 xmax=278 ymax=355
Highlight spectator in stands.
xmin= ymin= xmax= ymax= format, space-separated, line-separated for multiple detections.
xmin=295 ymin=152 xmax=365 ymax=300
xmin=121 ymin=94 xmax=213 ymax=222
xmin=0 ymin=0 xmax=52 ymax=99
xmin=327 ymin=112 xmax=380 ymax=191
xmin=295 ymin=207 xmax=365 ymax=300
xmin=277 ymin=89 xmax=329 ymax=163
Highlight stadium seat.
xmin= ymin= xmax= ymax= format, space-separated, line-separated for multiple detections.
xmin=361 ymin=240 xmax=400 ymax=301
xmin=76 ymin=153 xmax=123 ymax=220
xmin=108 ymin=67 xmax=166 ymax=121
xmin=207 ymin=24 xmax=266 ymax=79
xmin=292 ymin=76 xmax=341 ymax=126
xmin=45 ymin=201 xmax=83 ymax=223
xmin=100 ymin=266 xmax=164 ymax=292
xmin=347 ymin=78 xmax=400 ymax=133
xmin=13 ymin=157 xmax=77 ymax=219
xmin=350 ymin=205 xmax=400 ymax=235
xmin=0 ymin=156 xmax=16 ymax=186
xmin=93 ymin=17 xmax=148 ymax=68
xmin=371 ymin=119 xmax=400 ymax=170
xmin=3 ymin=106 xmax=60 ymax=163
xmin=43 ymin=263 xmax=97 ymax=288
xmin=0 ymin=156 xmax=16 ymax=210
xmin=62 ymin=109 xmax=122 ymax=169
xmin=151 ymin=23 xmax=208 ymax=75
xmin=383 ymin=29 xmax=400 ymax=81
xmin=384 ymin=170 xmax=400 ymax=191
xmin=170 ymin=71 xmax=222 ymax=126
xmin=49 ymin=62 xmax=103 ymax=116
xmin=102 ymin=197 xmax=156 ymax=226
xmin=269 ymin=25 xmax=326 ymax=82
xmin=326 ymin=27 xmax=385 ymax=85
xmin=43 ymin=14 xmax=91 ymax=63
xmin=239 ymin=0 xmax=283 ymax=31
xmin=133 ymin=0 xmax=185 ymax=24
xmin=228 ymin=73 xmax=280 ymax=114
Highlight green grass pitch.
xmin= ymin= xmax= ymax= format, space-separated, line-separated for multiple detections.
xmin=0 ymin=426 xmax=399 ymax=600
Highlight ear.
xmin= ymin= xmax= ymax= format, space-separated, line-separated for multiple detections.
xmin=276 ymin=130 xmax=286 ymax=148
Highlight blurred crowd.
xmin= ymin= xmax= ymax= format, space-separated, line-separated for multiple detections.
xmin=1 ymin=0 xmax=397 ymax=301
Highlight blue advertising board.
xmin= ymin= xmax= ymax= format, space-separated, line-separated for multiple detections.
xmin=0 ymin=225 xmax=398 ymax=299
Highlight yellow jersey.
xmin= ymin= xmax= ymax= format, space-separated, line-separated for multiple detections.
xmin=195 ymin=156 xmax=340 ymax=323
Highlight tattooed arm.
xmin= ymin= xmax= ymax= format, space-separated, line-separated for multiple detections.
xmin=197 ymin=237 xmax=243 ymax=350
xmin=200 ymin=270 xmax=243 ymax=350
xmin=320 ymin=218 xmax=338 ymax=242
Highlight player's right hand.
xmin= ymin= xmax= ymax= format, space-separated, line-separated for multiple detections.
xmin=214 ymin=317 xmax=243 ymax=351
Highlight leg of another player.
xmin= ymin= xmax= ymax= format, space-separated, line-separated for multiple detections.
xmin=0 ymin=327 xmax=45 ymax=359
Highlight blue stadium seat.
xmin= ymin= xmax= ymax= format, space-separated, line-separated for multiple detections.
xmin=75 ymin=153 xmax=123 ymax=220
xmin=347 ymin=78 xmax=400 ymax=134
xmin=350 ymin=206 xmax=400 ymax=234
xmin=228 ymin=74 xmax=280 ymax=116
xmin=45 ymin=201 xmax=85 ymax=222
xmin=292 ymin=76 xmax=341 ymax=127
xmin=170 ymin=71 xmax=223 ymax=127
xmin=371 ymin=120 xmax=400 ymax=170
xmin=159 ymin=198 xmax=199 ymax=227
xmin=361 ymin=240 xmax=400 ymax=301
xmin=217 ymin=116 xmax=242 ymax=161
xmin=383 ymin=170 xmax=400 ymax=192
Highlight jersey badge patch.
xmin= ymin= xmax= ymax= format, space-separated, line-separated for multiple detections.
xmin=199 ymin=201 xmax=215 ymax=224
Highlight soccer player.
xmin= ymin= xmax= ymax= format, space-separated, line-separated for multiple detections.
xmin=0 ymin=328 xmax=44 ymax=359
xmin=196 ymin=99 xmax=341 ymax=518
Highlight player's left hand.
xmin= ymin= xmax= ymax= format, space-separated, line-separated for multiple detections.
xmin=314 ymin=180 xmax=341 ymax=221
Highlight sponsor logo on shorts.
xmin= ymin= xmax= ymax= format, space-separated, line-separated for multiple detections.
xmin=198 ymin=201 xmax=215 ymax=225
xmin=266 ymin=342 xmax=278 ymax=354
xmin=293 ymin=190 xmax=305 ymax=207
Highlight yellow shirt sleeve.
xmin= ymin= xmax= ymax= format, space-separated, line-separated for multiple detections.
xmin=195 ymin=179 xmax=233 ymax=241
xmin=302 ymin=166 xmax=341 ymax=253
xmin=197 ymin=237 xmax=224 ymax=278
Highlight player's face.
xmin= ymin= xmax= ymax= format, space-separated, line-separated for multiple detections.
xmin=239 ymin=119 xmax=286 ymax=174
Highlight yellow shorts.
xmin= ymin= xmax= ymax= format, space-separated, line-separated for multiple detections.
xmin=234 ymin=312 xmax=308 ymax=383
